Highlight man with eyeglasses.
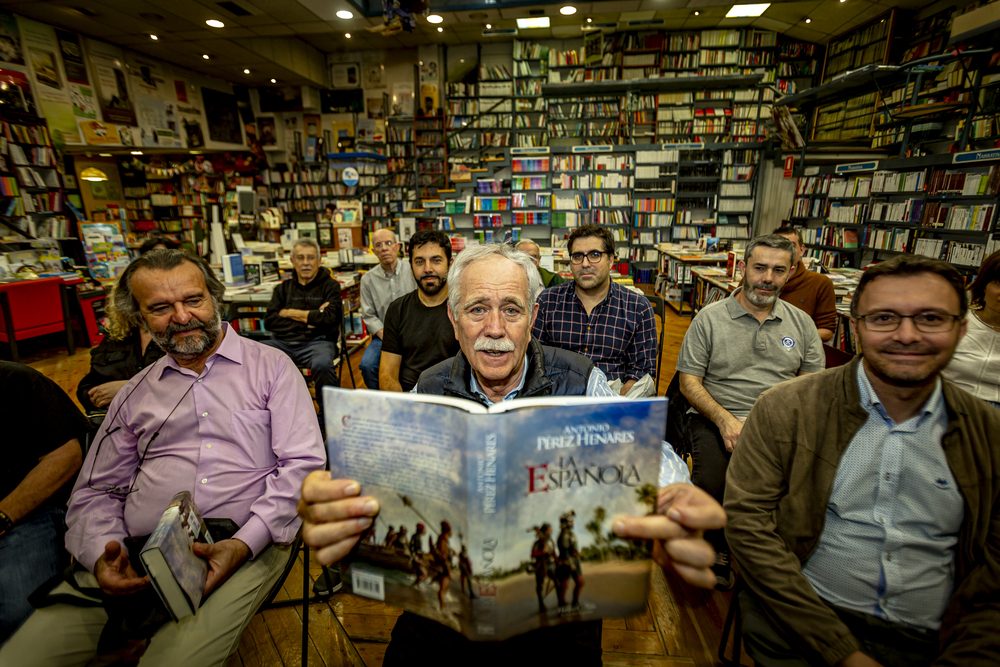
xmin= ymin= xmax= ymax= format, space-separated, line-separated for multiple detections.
xmin=1 ymin=250 xmax=325 ymax=665
xmin=359 ymin=229 xmax=416 ymax=389
xmin=726 ymin=255 xmax=1000 ymax=667
xmin=532 ymin=225 xmax=657 ymax=396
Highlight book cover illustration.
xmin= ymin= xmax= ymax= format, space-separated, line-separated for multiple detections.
xmin=140 ymin=491 xmax=213 ymax=621
xmin=324 ymin=388 xmax=666 ymax=641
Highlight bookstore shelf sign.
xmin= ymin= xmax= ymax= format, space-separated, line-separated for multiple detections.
xmin=954 ymin=149 xmax=1000 ymax=164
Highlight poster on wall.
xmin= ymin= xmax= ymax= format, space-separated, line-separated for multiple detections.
xmin=174 ymin=80 xmax=187 ymax=102
xmin=86 ymin=39 xmax=136 ymax=126
xmin=134 ymin=93 xmax=180 ymax=147
xmin=584 ymin=30 xmax=603 ymax=65
xmin=366 ymin=98 xmax=384 ymax=119
xmin=55 ymin=30 xmax=87 ymax=83
xmin=126 ymin=54 xmax=164 ymax=94
xmin=390 ymin=82 xmax=413 ymax=116
xmin=363 ymin=56 xmax=385 ymax=89
xmin=304 ymin=113 xmax=320 ymax=137
xmin=0 ymin=10 xmax=24 ymax=66
xmin=419 ymin=83 xmax=438 ymax=116
xmin=320 ymin=88 xmax=363 ymax=114
xmin=80 ymin=120 xmax=120 ymax=145
xmin=201 ymin=87 xmax=243 ymax=144
xmin=18 ymin=17 xmax=80 ymax=144
xmin=330 ymin=63 xmax=359 ymax=88
xmin=183 ymin=118 xmax=205 ymax=148
xmin=258 ymin=117 xmax=276 ymax=146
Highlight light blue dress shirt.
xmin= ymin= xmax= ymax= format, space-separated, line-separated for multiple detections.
xmin=801 ymin=363 xmax=964 ymax=631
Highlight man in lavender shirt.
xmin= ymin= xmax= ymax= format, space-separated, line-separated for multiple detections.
xmin=1 ymin=250 xmax=325 ymax=665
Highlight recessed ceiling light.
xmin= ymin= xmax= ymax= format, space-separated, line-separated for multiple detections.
xmin=150 ymin=34 xmax=158 ymax=40
xmin=202 ymin=54 xmax=210 ymax=59
xmin=99 ymin=153 xmax=113 ymax=157
xmin=725 ymin=4 xmax=770 ymax=18
xmin=427 ymin=14 xmax=443 ymax=23
xmin=437 ymin=26 xmax=443 ymax=32
xmin=345 ymin=32 xmax=351 ymax=38
xmin=460 ymin=58 xmax=465 ymax=63
xmin=131 ymin=150 xmax=143 ymax=155
xmin=486 ymin=23 xmax=491 ymax=29
xmin=270 ymin=78 xmax=276 ymax=83
xmin=190 ymin=150 xmax=202 ymax=154
xmin=336 ymin=10 xmax=353 ymax=19
xmin=244 ymin=68 xmax=250 ymax=73
xmin=587 ymin=18 xmax=592 ymax=23
xmin=560 ymin=6 xmax=577 ymax=15
xmin=805 ymin=17 xmax=811 ymax=23
xmin=516 ymin=17 xmax=550 ymax=29
xmin=206 ymin=19 xmax=224 ymax=28
xmin=694 ymin=11 xmax=700 ymax=16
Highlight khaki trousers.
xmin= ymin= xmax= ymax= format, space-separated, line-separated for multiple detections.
xmin=0 ymin=543 xmax=290 ymax=667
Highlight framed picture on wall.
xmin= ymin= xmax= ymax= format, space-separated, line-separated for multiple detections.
xmin=201 ymin=87 xmax=243 ymax=144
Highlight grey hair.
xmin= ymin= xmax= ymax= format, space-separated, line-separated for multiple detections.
xmin=744 ymin=234 xmax=796 ymax=267
xmin=447 ymin=243 xmax=542 ymax=316
xmin=515 ymin=239 xmax=539 ymax=253
xmin=112 ymin=249 xmax=225 ymax=329
xmin=292 ymin=237 xmax=321 ymax=256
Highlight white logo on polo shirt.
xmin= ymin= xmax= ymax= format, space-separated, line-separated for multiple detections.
xmin=781 ymin=337 xmax=796 ymax=349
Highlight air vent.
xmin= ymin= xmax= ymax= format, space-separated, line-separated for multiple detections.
xmin=216 ymin=1 xmax=252 ymax=17
xmin=528 ymin=8 xmax=545 ymax=15
xmin=468 ymin=12 xmax=488 ymax=19
xmin=592 ymin=22 xmax=617 ymax=28
xmin=627 ymin=19 xmax=664 ymax=26
xmin=139 ymin=12 xmax=165 ymax=21
xmin=483 ymin=28 xmax=518 ymax=36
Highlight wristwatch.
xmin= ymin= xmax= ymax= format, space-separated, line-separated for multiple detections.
xmin=0 ymin=510 xmax=13 ymax=538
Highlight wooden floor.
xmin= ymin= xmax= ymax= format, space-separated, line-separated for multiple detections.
xmin=16 ymin=299 xmax=752 ymax=667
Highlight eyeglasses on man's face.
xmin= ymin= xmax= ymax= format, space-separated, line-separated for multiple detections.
xmin=373 ymin=241 xmax=395 ymax=249
xmin=858 ymin=311 xmax=960 ymax=333
xmin=570 ymin=250 xmax=609 ymax=265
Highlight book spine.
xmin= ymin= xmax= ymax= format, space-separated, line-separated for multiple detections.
xmin=465 ymin=413 xmax=504 ymax=641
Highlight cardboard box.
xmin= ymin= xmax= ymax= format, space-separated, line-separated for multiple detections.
xmin=950 ymin=3 xmax=1000 ymax=44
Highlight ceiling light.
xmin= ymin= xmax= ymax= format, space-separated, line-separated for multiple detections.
xmin=244 ymin=68 xmax=250 ymax=73
xmin=131 ymin=150 xmax=143 ymax=155
xmin=202 ymin=54 xmax=210 ymax=59
xmin=587 ymin=18 xmax=592 ymax=23
xmin=516 ymin=17 xmax=550 ymax=29
xmin=270 ymin=78 xmax=276 ymax=83
xmin=486 ymin=23 xmax=491 ymax=29
xmin=81 ymin=167 xmax=109 ymax=181
xmin=206 ymin=19 xmax=224 ymax=28
xmin=150 ymin=34 xmax=158 ymax=40
xmin=560 ymin=6 xmax=577 ymax=15
xmin=190 ymin=150 xmax=202 ymax=154
xmin=460 ymin=58 xmax=465 ymax=63
xmin=805 ymin=17 xmax=811 ymax=23
xmin=99 ymin=153 xmax=113 ymax=157
xmin=437 ymin=26 xmax=443 ymax=32
xmin=336 ymin=10 xmax=353 ymax=19
xmin=694 ymin=11 xmax=700 ymax=16
xmin=725 ymin=4 xmax=770 ymax=18
xmin=427 ymin=14 xmax=443 ymax=23
xmin=345 ymin=32 xmax=351 ymax=38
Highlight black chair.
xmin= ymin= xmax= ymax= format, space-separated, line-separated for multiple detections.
xmin=719 ymin=577 xmax=746 ymax=667
xmin=645 ymin=294 xmax=666 ymax=392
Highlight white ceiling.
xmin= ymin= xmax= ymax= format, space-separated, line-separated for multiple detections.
xmin=0 ymin=0 xmax=943 ymax=87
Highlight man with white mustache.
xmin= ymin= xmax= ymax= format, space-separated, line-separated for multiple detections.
xmin=675 ymin=233 xmax=824 ymax=590
xmin=297 ymin=243 xmax=726 ymax=664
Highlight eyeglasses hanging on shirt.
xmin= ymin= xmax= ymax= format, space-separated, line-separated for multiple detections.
xmin=86 ymin=365 xmax=198 ymax=498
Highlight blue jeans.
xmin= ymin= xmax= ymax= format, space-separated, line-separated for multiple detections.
xmin=0 ymin=508 xmax=68 ymax=644
xmin=261 ymin=338 xmax=338 ymax=423
xmin=360 ymin=336 xmax=382 ymax=390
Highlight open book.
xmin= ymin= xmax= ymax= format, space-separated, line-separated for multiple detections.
xmin=323 ymin=387 xmax=667 ymax=641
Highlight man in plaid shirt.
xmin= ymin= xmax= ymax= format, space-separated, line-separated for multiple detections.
xmin=532 ymin=225 xmax=658 ymax=396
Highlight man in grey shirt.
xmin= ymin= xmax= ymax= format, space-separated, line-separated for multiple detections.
xmin=676 ymin=234 xmax=825 ymax=589
xmin=359 ymin=229 xmax=417 ymax=388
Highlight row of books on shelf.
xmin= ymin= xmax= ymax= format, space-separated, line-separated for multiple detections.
xmin=15 ymin=166 xmax=58 ymax=189
xmin=2 ymin=122 xmax=51 ymax=146
xmin=6 ymin=143 xmax=57 ymax=167
xmin=552 ymin=173 xmax=633 ymax=190
xmin=21 ymin=190 xmax=61 ymax=213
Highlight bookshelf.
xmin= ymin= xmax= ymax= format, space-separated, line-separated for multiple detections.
xmin=415 ymin=115 xmax=448 ymax=200
xmin=513 ymin=40 xmax=549 ymax=149
xmin=386 ymin=116 xmax=417 ymax=213
xmin=0 ymin=117 xmax=68 ymax=242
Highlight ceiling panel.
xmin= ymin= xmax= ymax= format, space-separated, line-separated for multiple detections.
xmin=781 ymin=24 xmax=831 ymax=42
xmin=753 ymin=16 xmax=795 ymax=31
xmin=240 ymin=0 xmax=325 ymax=23
xmin=250 ymin=25 xmax=297 ymax=36
xmin=94 ymin=0 xmax=199 ymax=31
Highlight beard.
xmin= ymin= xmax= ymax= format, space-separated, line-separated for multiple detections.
xmin=418 ymin=274 xmax=446 ymax=296
xmin=148 ymin=311 xmax=223 ymax=361
xmin=742 ymin=276 xmax=783 ymax=307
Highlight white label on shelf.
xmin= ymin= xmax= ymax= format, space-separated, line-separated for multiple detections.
xmin=661 ymin=142 xmax=704 ymax=150
xmin=511 ymin=147 xmax=551 ymax=155
xmin=835 ymin=161 xmax=879 ymax=173
xmin=571 ymin=145 xmax=614 ymax=153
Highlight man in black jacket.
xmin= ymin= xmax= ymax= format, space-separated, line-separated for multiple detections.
xmin=263 ymin=238 xmax=342 ymax=424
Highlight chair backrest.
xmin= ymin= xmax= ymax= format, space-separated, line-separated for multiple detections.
xmin=824 ymin=345 xmax=855 ymax=369
xmin=645 ymin=295 xmax=666 ymax=393
xmin=645 ymin=294 xmax=665 ymax=322
xmin=0 ymin=278 xmax=65 ymax=336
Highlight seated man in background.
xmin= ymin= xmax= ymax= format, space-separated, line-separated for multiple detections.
xmin=943 ymin=249 xmax=1000 ymax=408
xmin=1 ymin=250 xmax=325 ymax=665
xmin=727 ymin=255 xmax=1000 ymax=667
xmin=774 ymin=225 xmax=838 ymax=342
xmin=532 ymin=225 xmax=657 ymax=396
xmin=676 ymin=233 xmax=824 ymax=589
xmin=263 ymin=237 xmax=342 ymax=422
xmin=515 ymin=239 xmax=566 ymax=289
xmin=359 ymin=229 xmax=416 ymax=389
xmin=298 ymin=243 xmax=726 ymax=665
xmin=77 ymin=284 xmax=164 ymax=413
xmin=0 ymin=362 xmax=87 ymax=644
xmin=379 ymin=229 xmax=459 ymax=392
